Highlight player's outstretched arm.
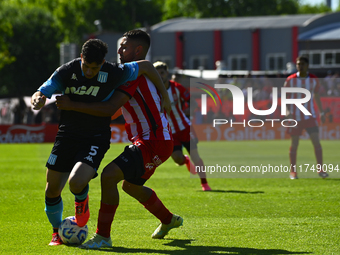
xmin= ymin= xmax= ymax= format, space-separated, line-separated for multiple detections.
xmin=31 ymin=91 xmax=46 ymax=110
xmin=56 ymin=91 xmax=129 ymax=117
xmin=136 ymin=60 xmax=172 ymax=114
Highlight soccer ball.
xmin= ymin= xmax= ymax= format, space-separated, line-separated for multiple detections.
xmin=58 ymin=216 xmax=88 ymax=245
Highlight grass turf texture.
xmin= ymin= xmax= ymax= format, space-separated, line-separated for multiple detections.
xmin=0 ymin=140 xmax=339 ymax=255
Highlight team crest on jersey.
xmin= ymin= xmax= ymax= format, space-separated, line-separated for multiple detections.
xmin=97 ymin=71 xmax=108 ymax=83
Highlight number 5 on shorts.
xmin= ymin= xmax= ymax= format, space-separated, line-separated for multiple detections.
xmin=89 ymin=146 xmax=99 ymax=156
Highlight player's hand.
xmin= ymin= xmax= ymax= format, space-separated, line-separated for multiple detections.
xmin=161 ymin=96 xmax=172 ymax=115
xmin=31 ymin=94 xmax=46 ymax=110
xmin=55 ymin=95 xmax=73 ymax=110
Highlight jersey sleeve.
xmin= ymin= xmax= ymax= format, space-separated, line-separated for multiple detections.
xmin=172 ymin=82 xmax=190 ymax=102
xmin=284 ymin=75 xmax=293 ymax=88
xmin=116 ymin=76 xmax=142 ymax=99
xmin=175 ymin=82 xmax=190 ymax=101
xmin=116 ymin=62 xmax=139 ymax=86
xmin=38 ymin=71 xmax=65 ymax=98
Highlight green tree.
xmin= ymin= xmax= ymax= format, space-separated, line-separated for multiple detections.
xmin=7 ymin=0 xmax=163 ymax=44
xmin=298 ymin=2 xmax=331 ymax=14
xmin=97 ymin=0 xmax=163 ymax=31
xmin=0 ymin=3 xmax=62 ymax=97
xmin=0 ymin=18 xmax=15 ymax=71
xmin=159 ymin=0 xmax=300 ymax=19
xmin=158 ymin=0 xmax=336 ymax=19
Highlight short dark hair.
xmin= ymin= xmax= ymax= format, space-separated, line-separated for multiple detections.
xmin=123 ymin=29 xmax=151 ymax=54
xmin=296 ymin=55 xmax=309 ymax=64
xmin=81 ymin=39 xmax=108 ymax=65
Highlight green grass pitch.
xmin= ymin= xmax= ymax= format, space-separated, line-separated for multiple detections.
xmin=0 ymin=140 xmax=339 ymax=255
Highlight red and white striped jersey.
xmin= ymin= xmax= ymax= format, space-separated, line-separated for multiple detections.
xmin=167 ymin=80 xmax=191 ymax=134
xmin=117 ymin=75 xmax=172 ymax=142
xmin=284 ymin=72 xmax=320 ymax=121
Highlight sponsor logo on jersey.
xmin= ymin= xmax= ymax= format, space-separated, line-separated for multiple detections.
xmin=152 ymin=155 xmax=162 ymax=166
xmin=65 ymin=86 xmax=100 ymax=96
xmin=71 ymin=73 xmax=78 ymax=80
xmin=145 ymin=163 xmax=155 ymax=170
xmin=97 ymin=71 xmax=108 ymax=83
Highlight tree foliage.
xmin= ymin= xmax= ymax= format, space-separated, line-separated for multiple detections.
xmin=0 ymin=3 xmax=62 ymax=97
xmin=0 ymin=17 xmax=15 ymax=71
xmin=0 ymin=0 xmax=163 ymax=97
xmin=159 ymin=0 xmax=334 ymax=19
xmin=160 ymin=0 xmax=301 ymax=19
xmin=298 ymin=2 xmax=331 ymax=14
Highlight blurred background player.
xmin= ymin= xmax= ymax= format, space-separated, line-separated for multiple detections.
xmin=153 ymin=61 xmax=211 ymax=191
xmin=284 ymin=56 xmax=328 ymax=179
xmin=56 ymin=29 xmax=182 ymax=248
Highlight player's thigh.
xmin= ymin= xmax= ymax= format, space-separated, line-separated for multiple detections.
xmin=309 ymin=131 xmax=321 ymax=147
xmin=68 ymin=162 xmax=96 ymax=192
xmin=101 ymin=161 xmax=125 ymax=184
xmin=46 ymin=168 xmax=69 ymax=197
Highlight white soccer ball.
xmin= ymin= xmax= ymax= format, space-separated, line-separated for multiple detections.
xmin=58 ymin=216 xmax=88 ymax=245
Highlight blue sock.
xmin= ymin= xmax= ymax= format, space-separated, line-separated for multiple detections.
xmin=45 ymin=196 xmax=63 ymax=229
xmin=73 ymin=184 xmax=89 ymax=202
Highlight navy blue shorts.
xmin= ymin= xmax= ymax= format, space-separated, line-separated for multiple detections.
xmin=46 ymin=135 xmax=110 ymax=178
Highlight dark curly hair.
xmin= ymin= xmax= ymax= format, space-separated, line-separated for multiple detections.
xmin=81 ymin=39 xmax=108 ymax=65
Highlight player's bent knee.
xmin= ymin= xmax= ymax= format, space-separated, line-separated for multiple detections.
xmin=172 ymin=152 xmax=185 ymax=165
xmin=68 ymin=178 xmax=86 ymax=194
xmin=121 ymin=181 xmax=135 ymax=194
xmin=45 ymin=189 xmax=61 ymax=199
xmin=101 ymin=162 xmax=123 ymax=184
xmin=45 ymin=183 xmax=63 ymax=198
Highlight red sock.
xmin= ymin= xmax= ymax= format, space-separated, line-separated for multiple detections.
xmin=141 ymin=191 xmax=172 ymax=224
xmin=314 ymin=145 xmax=323 ymax=169
xmin=289 ymin=146 xmax=297 ymax=173
xmin=96 ymin=202 xmax=118 ymax=238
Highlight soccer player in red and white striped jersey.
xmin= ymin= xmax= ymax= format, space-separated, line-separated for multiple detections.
xmin=154 ymin=61 xmax=211 ymax=191
xmin=284 ymin=56 xmax=328 ymax=179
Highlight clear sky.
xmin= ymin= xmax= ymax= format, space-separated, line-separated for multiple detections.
xmin=302 ymin=0 xmax=339 ymax=10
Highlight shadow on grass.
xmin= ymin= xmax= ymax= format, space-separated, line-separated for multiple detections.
xmin=76 ymin=239 xmax=312 ymax=254
xmin=198 ymin=189 xmax=264 ymax=194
